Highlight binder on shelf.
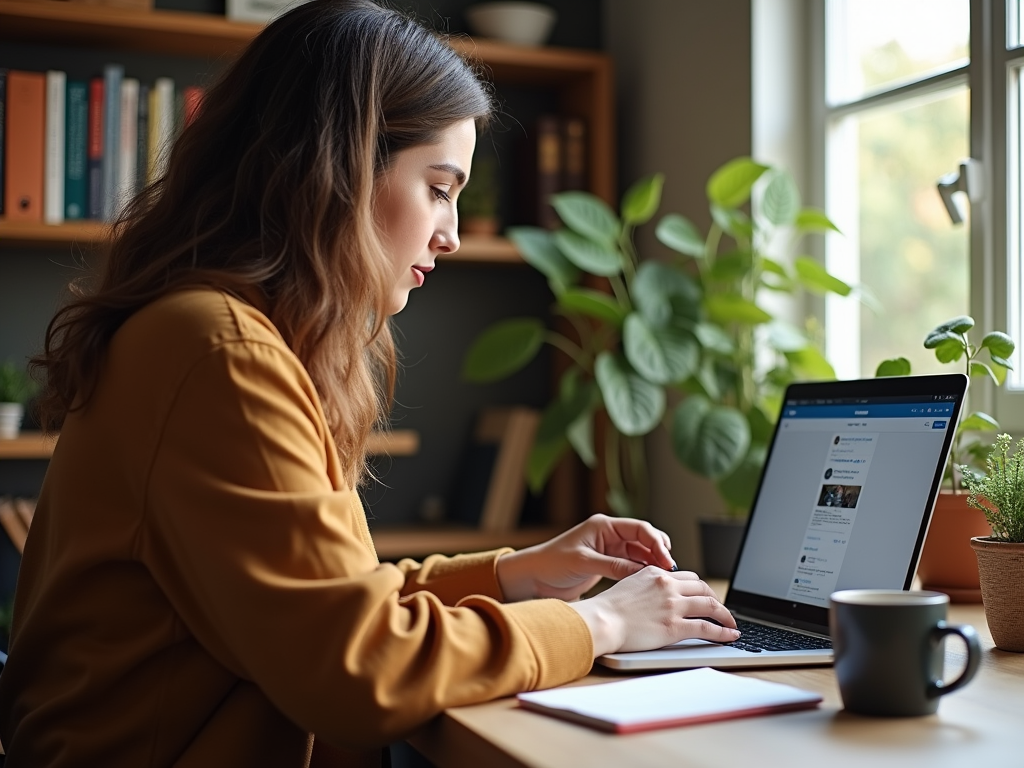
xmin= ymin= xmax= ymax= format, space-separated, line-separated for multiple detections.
xmin=450 ymin=406 xmax=540 ymax=534
xmin=5 ymin=70 xmax=46 ymax=222
xmin=135 ymin=82 xmax=149 ymax=194
xmin=101 ymin=63 xmax=123 ymax=222
xmin=44 ymin=69 xmax=67 ymax=224
xmin=65 ymin=79 xmax=89 ymax=220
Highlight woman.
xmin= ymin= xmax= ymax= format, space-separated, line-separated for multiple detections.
xmin=0 ymin=2 xmax=738 ymax=765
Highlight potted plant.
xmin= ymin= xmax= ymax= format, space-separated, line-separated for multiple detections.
xmin=462 ymin=158 xmax=848 ymax=574
xmin=0 ymin=361 xmax=36 ymax=440
xmin=960 ymin=434 xmax=1024 ymax=651
xmin=458 ymin=156 xmax=501 ymax=236
xmin=875 ymin=317 xmax=1015 ymax=601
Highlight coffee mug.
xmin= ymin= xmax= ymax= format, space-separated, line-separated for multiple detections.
xmin=829 ymin=589 xmax=981 ymax=716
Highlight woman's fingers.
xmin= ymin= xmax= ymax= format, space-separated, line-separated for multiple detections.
xmin=591 ymin=515 xmax=675 ymax=570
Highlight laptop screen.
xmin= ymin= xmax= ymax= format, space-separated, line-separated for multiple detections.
xmin=727 ymin=374 xmax=967 ymax=628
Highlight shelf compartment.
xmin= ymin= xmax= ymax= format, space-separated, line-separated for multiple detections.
xmin=0 ymin=429 xmax=419 ymax=460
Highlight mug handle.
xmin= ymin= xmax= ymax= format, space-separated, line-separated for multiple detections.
xmin=926 ymin=622 xmax=981 ymax=699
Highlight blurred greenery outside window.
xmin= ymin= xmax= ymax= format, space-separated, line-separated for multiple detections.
xmin=819 ymin=0 xmax=1024 ymax=430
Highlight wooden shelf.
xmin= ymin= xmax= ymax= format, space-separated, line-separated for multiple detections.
xmin=0 ymin=429 xmax=419 ymax=460
xmin=372 ymin=526 xmax=560 ymax=560
xmin=0 ymin=220 xmax=522 ymax=264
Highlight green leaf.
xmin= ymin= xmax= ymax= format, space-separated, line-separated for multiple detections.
xmin=716 ymin=444 xmax=768 ymax=512
xmin=981 ymin=331 xmax=1015 ymax=359
xmin=875 ymin=357 xmax=912 ymax=377
xmin=760 ymin=170 xmax=800 ymax=227
xmin=507 ymin=227 xmax=580 ymax=294
xmin=535 ymin=379 xmax=597 ymax=443
xmin=595 ymin=352 xmax=665 ymax=436
xmin=767 ymin=321 xmax=808 ymax=353
xmin=760 ymin=257 xmax=788 ymax=276
xmin=631 ymin=260 xmax=701 ymax=327
xmin=655 ymin=214 xmax=705 ymax=258
xmin=709 ymin=250 xmax=754 ymax=282
xmin=693 ymin=323 xmax=735 ymax=355
xmin=527 ymin=436 xmax=569 ymax=494
xmin=557 ymin=288 xmax=627 ymax=327
xmin=621 ymin=173 xmax=664 ymax=226
xmin=747 ymin=406 xmax=775 ymax=445
xmin=933 ymin=337 xmax=965 ymax=364
xmin=671 ymin=395 xmax=751 ymax=479
xmin=990 ymin=355 xmax=1014 ymax=374
xmin=606 ymin=487 xmax=633 ymax=517
xmin=705 ymin=294 xmax=772 ymax=325
xmin=553 ymin=230 xmax=622 ymax=277
xmin=623 ymin=313 xmax=699 ymax=385
xmin=706 ymin=157 xmax=770 ymax=209
xmin=462 ymin=318 xmax=545 ymax=382
xmin=959 ymin=411 xmax=999 ymax=433
xmin=794 ymin=207 xmax=841 ymax=234
xmin=927 ymin=316 xmax=975 ymax=340
xmin=710 ymin=204 xmax=754 ymax=240
xmin=550 ymin=191 xmax=620 ymax=244
xmin=793 ymin=256 xmax=852 ymax=296
xmin=970 ymin=361 xmax=1000 ymax=385
xmin=785 ymin=347 xmax=836 ymax=380
xmin=567 ymin=410 xmax=596 ymax=468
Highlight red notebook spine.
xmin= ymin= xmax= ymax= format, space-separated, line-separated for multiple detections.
xmin=87 ymin=76 xmax=104 ymax=220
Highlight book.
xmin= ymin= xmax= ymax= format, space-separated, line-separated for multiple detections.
xmin=150 ymin=77 xmax=174 ymax=182
xmin=0 ymin=69 xmax=6 ymax=216
xmin=561 ymin=116 xmax=587 ymax=192
xmin=44 ymin=70 xmax=67 ymax=224
xmin=87 ymin=77 xmax=104 ymax=220
xmin=101 ymin=63 xmax=124 ymax=222
xmin=517 ymin=667 xmax=823 ymax=734
xmin=135 ymin=82 xmax=149 ymax=194
xmin=4 ymin=70 xmax=46 ymax=221
xmin=117 ymin=77 xmax=139 ymax=216
xmin=517 ymin=115 xmax=562 ymax=229
xmin=65 ymin=80 xmax=89 ymax=220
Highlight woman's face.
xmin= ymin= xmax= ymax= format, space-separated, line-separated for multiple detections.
xmin=375 ymin=118 xmax=477 ymax=315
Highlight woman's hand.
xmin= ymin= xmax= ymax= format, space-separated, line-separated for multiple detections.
xmin=568 ymin=568 xmax=740 ymax=657
xmin=496 ymin=514 xmax=676 ymax=602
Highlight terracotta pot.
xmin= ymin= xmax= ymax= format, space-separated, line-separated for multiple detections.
xmin=916 ymin=491 xmax=991 ymax=603
xmin=971 ymin=537 xmax=1024 ymax=652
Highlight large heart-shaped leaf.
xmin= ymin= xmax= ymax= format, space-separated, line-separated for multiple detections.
xmin=981 ymin=331 xmax=1015 ymax=359
xmin=655 ymin=213 xmax=706 ymax=258
xmin=707 ymin=157 xmax=770 ymax=209
xmin=705 ymin=294 xmax=772 ymax=325
xmin=507 ymin=226 xmax=580 ymax=294
xmin=959 ymin=411 xmax=999 ymax=433
xmin=595 ymin=352 xmax=665 ymax=436
xmin=632 ymin=260 xmax=701 ymax=327
xmin=462 ymin=318 xmax=545 ymax=382
xmin=557 ymin=288 xmax=627 ymax=327
xmin=875 ymin=357 xmax=912 ymax=377
xmin=554 ymin=230 xmax=622 ymax=276
xmin=622 ymin=313 xmax=699 ymax=385
xmin=925 ymin=316 xmax=975 ymax=347
xmin=760 ymin=170 xmax=800 ymax=227
xmin=794 ymin=256 xmax=851 ymax=296
xmin=794 ymin=207 xmax=841 ymax=233
xmin=671 ymin=395 xmax=750 ymax=479
xmin=550 ymin=191 xmax=620 ymax=244
xmin=933 ymin=337 xmax=965 ymax=363
xmin=621 ymin=173 xmax=664 ymax=226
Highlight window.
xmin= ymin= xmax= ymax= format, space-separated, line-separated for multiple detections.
xmin=816 ymin=0 xmax=1024 ymax=430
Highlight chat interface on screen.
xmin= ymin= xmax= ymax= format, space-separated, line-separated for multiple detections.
xmin=731 ymin=396 xmax=956 ymax=608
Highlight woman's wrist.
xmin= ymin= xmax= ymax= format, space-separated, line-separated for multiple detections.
xmin=567 ymin=597 xmax=621 ymax=658
xmin=496 ymin=549 xmax=536 ymax=602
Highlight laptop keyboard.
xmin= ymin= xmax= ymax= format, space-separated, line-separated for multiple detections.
xmin=726 ymin=619 xmax=833 ymax=653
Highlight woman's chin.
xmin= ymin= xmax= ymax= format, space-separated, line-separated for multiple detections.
xmin=387 ymin=291 xmax=411 ymax=316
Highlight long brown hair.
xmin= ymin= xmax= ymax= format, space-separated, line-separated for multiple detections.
xmin=32 ymin=0 xmax=493 ymax=486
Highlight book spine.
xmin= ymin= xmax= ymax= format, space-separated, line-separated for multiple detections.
xmin=152 ymin=77 xmax=175 ymax=182
xmin=64 ymin=80 xmax=88 ymax=221
xmin=87 ymin=77 xmax=104 ymax=220
xmin=183 ymin=85 xmax=204 ymax=127
xmin=4 ymin=70 xmax=46 ymax=222
xmin=135 ymin=82 xmax=149 ymax=193
xmin=44 ymin=70 xmax=67 ymax=224
xmin=117 ymin=77 xmax=139 ymax=217
xmin=561 ymin=117 xmax=587 ymax=193
xmin=535 ymin=115 xmax=562 ymax=229
xmin=101 ymin=63 xmax=124 ymax=222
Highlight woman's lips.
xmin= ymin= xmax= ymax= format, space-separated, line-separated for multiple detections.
xmin=412 ymin=264 xmax=434 ymax=287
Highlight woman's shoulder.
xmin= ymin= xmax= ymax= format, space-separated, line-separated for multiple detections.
xmin=127 ymin=288 xmax=284 ymax=349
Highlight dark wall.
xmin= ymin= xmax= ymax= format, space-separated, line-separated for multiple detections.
xmin=0 ymin=1 xmax=603 ymax=533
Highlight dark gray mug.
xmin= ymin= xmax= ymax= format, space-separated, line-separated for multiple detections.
xmin=829 ymin=589 xmax=981 ymax=717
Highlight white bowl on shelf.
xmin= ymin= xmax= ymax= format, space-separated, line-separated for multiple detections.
xmin=465 ymin=2 xmax=558 ymax=47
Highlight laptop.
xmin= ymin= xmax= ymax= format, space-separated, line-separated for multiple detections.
xmin=599 ymin=373 xmax=969 ymax=671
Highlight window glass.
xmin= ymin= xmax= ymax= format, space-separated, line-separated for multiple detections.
xmin=1009 ymin=66 xmax=1024 ymax=388
xmin=827 ymin=0 xmax=970 ymax=105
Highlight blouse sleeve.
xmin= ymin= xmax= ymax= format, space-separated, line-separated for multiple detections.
xmin=140 ymin=337 xmax=592 ymax=748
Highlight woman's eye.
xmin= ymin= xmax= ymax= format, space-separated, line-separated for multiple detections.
xmin=431 ymin=187 xmax=452 ymax=203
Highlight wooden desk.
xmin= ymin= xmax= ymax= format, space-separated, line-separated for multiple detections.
xmin=408 ymin=592 xmax=1023 ymax=768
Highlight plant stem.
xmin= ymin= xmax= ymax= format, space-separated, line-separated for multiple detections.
xmin=609 ymin=274 xmax=632 ymax=310
xmin=543 ymin=332 xmax=588 ymax=369
xmin=619 ymin=225 xmax=638 ymax=288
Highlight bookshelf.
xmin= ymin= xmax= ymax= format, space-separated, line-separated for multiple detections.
xmin=0 ymin=0 xmax=616 ymax=556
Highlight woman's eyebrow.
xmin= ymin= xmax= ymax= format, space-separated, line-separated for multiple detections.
xmin=429 ymin=163 xmax=466 ymax=185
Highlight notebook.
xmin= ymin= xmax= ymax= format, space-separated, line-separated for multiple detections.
xmin=599 ymin=373 xmax=969 ymax=671
xmin=517 ymin=668 xmax=822 ymax=733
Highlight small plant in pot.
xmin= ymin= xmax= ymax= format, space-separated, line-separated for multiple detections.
xmin=463 ymin=158 xmax=848 ymax=576
xmin=960 ymin=434 xmax=1024 ymax=652
xmin=876 ymin=316 xmax=1015 ymax=601
xmin=0 ymin=361 xmax=37 ymax=440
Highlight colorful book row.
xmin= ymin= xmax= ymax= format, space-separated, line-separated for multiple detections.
xmin=1 ymin=67 xmax=204 ymax=225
